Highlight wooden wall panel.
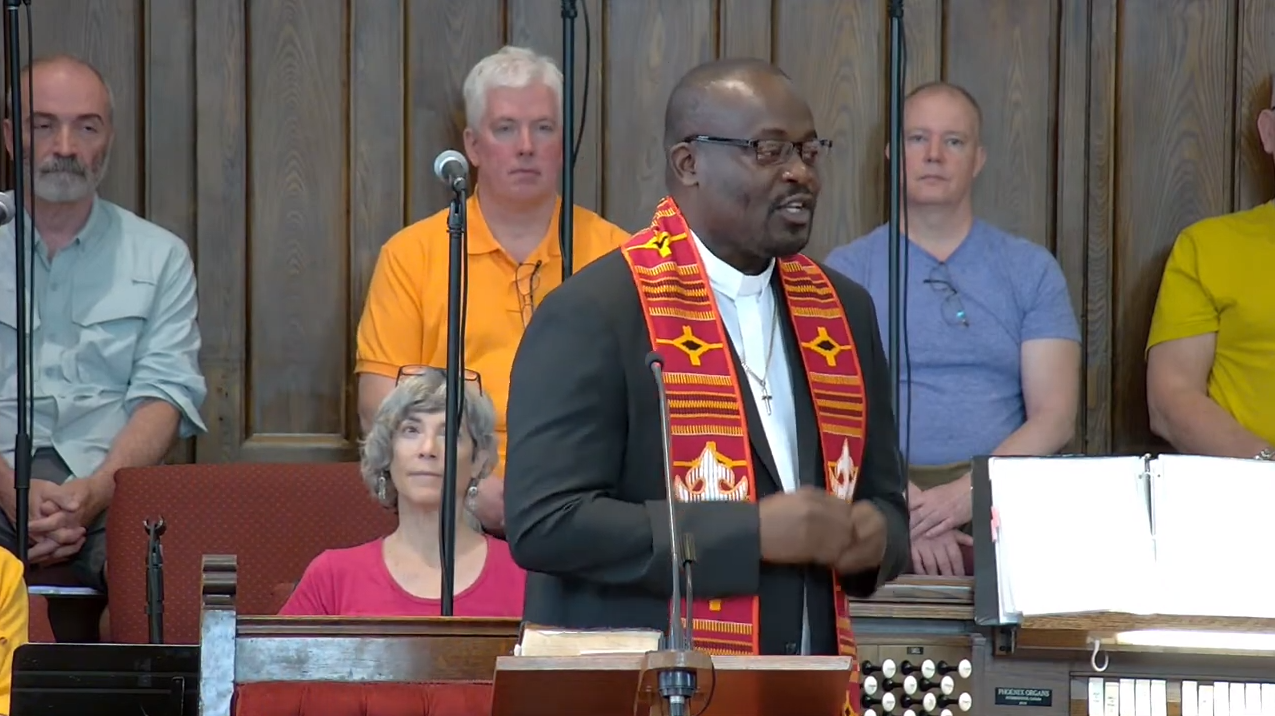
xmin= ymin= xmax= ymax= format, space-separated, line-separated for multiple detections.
xmin=604 ymin=1 xmax=717 ymax=234
xmin=191 ymin=0 xmax=248 ymax=464
xmin=4 ymin=0 xmax=1272 ymax=462
xmin=945 ymin=0 xmax=1057 ymax=250
xmin=775 ymin=2 xmax=883 ymax=244
xmin=244 ymin=0 xmax=351 ymax=460
xmin=1112 ymin=0 xmax=1238 ymax=454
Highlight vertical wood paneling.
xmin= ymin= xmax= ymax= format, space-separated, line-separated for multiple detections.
xmin=604 ymin=0 xmax=717 ymax=233
xmin=349 ymin=0 xmax=406 ymax=441
xmin=406 ymin=0 xmax=504 ymax=221
xmin=720 ymin=0 xmax=773 ymax=62
xmin=775 ymin=2 xmax=883 ymax=255
xmin=1083 ymin=0 xmax=1119 ymax=454
xmin=901 ymin=0 xmax=943 ymax=92
xmin=246 ymin=0 xmax=350 ymax=455
xmin=1112 ymin=0 xmax=1237 ymax=454
xmin=1054 ymin=0 xmax=1095 ymax=453
xmin=507 ymin=0 xmax=605 ymax=214
xmin=8 ymin=0 xmax=1270 ymax=462
xmin=945 ymin=0 xmax=1057 ymax=248
xmin=193 ymin=0 xmax=248 ymax=463
xmin=143 ymin=0 xmax=197 ymax=464
xmin=142 ymin=0 xmax=196 ymax=251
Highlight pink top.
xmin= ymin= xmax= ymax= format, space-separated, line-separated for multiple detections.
xmin=279 ymin=536 xmax=526 ymax=617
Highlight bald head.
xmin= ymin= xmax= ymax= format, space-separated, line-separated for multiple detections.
xmin=905 ymin=81 xmax=982 ymax=140
xmin=663 ymin=58 xmax=793 ymax=151
xmin=9 ymin=54 xmax=114 ymax=122
xmin=662 ymin=58 xmax=822 ymax=272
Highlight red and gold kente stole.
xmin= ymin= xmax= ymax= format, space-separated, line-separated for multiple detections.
xmin=621 ymin=197 xmax=868 ymax=716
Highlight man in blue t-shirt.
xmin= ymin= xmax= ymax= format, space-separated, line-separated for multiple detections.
xmin=826 ymin=82 xmax=1081 ymax=577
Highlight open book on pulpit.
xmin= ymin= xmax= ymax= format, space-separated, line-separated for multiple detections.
xmin=513 ymin=624 xmax=663 ymax=656
xmin=972 ymin=453 xmax=1275 ymax=624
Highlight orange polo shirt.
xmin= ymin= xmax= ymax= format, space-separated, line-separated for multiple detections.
xmin=356 ymin=195 xmax=630 ymax=473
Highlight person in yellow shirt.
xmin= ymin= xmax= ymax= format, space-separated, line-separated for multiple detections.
xmin=0 ymin=550 xmax=29 ymax=715
xmin=356 ymin=46 xmax=631 ymax=535
xmin=1146 ymin=94 xmax=1275 ymax=459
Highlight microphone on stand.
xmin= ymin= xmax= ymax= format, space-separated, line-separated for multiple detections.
xmin=434 ymin=148 xmax=472 ymax=616
xmin=7 ymin=0 xmax=34 ymax=567
xmin=0 ymin=193 xmax=16 ymax=225
xmin=646 ymin=351 xmax=703 ymax=716
xmin=433 ymin=149 xmax=469 ymax=193
xmin=144 ymin=518 xmax=167 ymax=644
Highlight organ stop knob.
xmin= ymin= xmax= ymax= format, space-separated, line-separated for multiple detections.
xmin=861 ymin=691 xmax=897 ymax=713
xmin=903 ymin=673 xmax=956 ymax=695
xmin=935 ymin=693 xmax=973 ymax=712
xmin=900 ymin=693 xmax=938 ymax=711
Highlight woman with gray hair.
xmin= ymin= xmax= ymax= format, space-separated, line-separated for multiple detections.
xmin=280 ymin=368 xmax=525 ymax=616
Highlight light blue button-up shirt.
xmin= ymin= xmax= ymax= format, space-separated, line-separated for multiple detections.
xmin=0 ymin=193 xmax=207 ymax=479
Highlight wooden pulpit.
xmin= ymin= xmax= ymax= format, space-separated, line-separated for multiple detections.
xmin=491 ymin=651 xmax=853 ymax=716
xmin=198 ymin=555 xmax=521 ymax=716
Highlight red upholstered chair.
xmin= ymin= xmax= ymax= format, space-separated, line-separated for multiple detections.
xmin=106 ymin=463 xmax=396 ymax=643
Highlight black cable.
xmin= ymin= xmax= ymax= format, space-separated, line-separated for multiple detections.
xmin=688 ymin=660 xmax=716 ymax=716
xmin=899 ymin=17 xmax=913 ymax=476
xmin=5 ymin=0 xmax=36 ymax=566
xmin=557 ymin=0 xmax=589 ymax=283
xmin=23 ymin=0 xmax=33 ymax=465
xmin=572 ymin=0 xmax=590 ymax=167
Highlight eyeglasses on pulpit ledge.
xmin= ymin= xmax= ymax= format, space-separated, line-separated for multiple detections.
xmin=972 ymin=453 xmax=1275 ymax=716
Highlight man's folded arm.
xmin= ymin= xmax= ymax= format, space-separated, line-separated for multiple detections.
xmin=504 ymin=290 xmax=760 ymax=599
xmin=838 ymin=285 xmax=909 ymax=597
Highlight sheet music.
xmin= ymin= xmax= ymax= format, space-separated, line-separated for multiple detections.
xmin=990 ymin=456 xmax=1155 ymax=617
xmin=1151 ymin=455 xmax=1275 ymax=618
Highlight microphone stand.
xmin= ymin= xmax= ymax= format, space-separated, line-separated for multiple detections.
xmin=440 ymin=179 xmax=469 ymax=617
xmin=645 ymin=353 xmax=711 ymax=716
xmin=886 ymin=0 xmax=906 ymax=430
xmin=558 ymin=0 xmax=577 ymax=282
xmin=6 ymin=0 xmax=32 ymax=566
xmin=144 ymin=518 xmax=167 ymax=644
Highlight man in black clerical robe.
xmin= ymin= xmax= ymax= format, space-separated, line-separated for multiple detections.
xmin=503 ymin=58 xmax=909 ymax=658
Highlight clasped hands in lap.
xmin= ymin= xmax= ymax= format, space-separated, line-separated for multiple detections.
xmin=6 ymin=479 xmax=97 ymax=566
xmin=908 ymin=477 xmax=973 ymax=576
xmin=758 ymin=486 xmax=885 ymax=573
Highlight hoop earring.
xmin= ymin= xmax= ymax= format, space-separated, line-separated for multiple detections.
xmin=376 ymin=473 xmax=389 ymax=504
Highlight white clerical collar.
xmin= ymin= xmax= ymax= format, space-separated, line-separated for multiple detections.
xmin=691 ymin=231 xmax=775 ymax=300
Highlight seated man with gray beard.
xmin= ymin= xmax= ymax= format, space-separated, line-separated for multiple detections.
xmin=0 ymin=55 xmax=207 ymax=611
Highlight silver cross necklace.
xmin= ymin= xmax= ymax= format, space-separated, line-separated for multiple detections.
xmin=740 ymin=301 xmax=780 ymax=415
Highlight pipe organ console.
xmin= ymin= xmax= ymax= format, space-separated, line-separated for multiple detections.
xmin=982 ymin=613 xmax=1275 ymax=716
xmin=860 ymin=657 xmax=974 ymax=716
xmin=856 ymin=577 xmax=1275 ymax=716
xmin=849 ymin=577 xmax=979 ymax=715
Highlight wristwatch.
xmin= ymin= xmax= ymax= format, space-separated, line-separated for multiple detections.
xmin=1256 ymin=447 xmax=1275 ymax=461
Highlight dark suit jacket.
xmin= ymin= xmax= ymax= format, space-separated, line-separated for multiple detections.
xmin=504 ymin=249 xmax=910 ymax=656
